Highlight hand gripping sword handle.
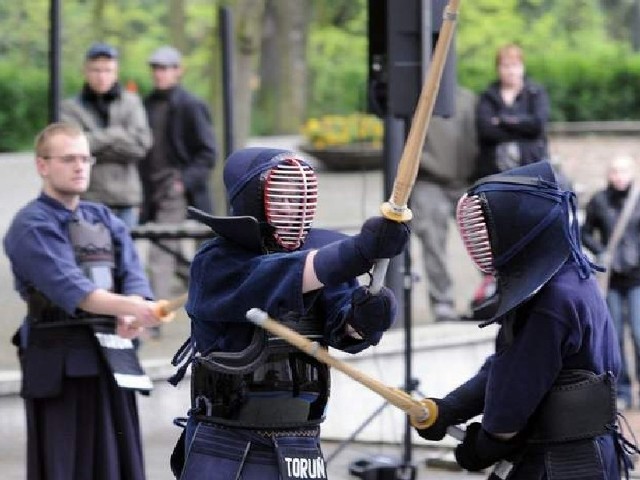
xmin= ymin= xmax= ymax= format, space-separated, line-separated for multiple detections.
xmin=153 ymin=292 xmax=188 ymax=318
xmin=369 ymin=258 xmax=390 ymax=294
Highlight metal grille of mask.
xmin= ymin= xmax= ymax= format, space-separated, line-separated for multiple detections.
xmin=456 ymin=193 xmax=495 ymax=274
xmin=264 ymin=158 xmax=318 ymax=250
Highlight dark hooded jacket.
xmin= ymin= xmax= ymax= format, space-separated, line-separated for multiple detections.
xmin=475 ymin=78 xmax=550 ymax=179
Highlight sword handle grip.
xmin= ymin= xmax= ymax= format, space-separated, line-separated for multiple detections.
xmin=447 ymin=425 xmax=465 ymax=441
xmin=369 ymin=258 xmax=390 ymax=294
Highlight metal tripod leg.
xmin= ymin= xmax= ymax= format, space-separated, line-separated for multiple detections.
xmin=325 ymin=399 xmax=390 ymax=464
xmin=325 ymin=378 xmax=424 ymax=465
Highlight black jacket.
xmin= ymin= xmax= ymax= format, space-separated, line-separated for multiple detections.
xmin=475 ymin=78 xmax=550 ymax=179
xmin=143 ymin=85 xmax=217 ymax=213
xmin=581 ymin=185 xmax=640 ymax=289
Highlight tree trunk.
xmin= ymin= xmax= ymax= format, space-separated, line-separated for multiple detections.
xmin=633 ymin=0 xmax=640 ymax=52
xmin=206 ymin=0 xmax=265 ymax=214
xmin=169 ymin=0 xmax=187 ymax=52
xmin=92 ymin=0 xmax=106 ymax=39
xmin=231 ymin=0 xmax=266 ymax=146
xmin=256 ymin=0 xmax=310 ymax=134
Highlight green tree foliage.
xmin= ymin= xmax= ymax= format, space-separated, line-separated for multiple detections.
xmin=306 ymin=0 xmax=368 ymax=116
xmin=0 ymin=0 xmax=219 ymax=151
xmin=1 ymin=0 xmax=640 ymax=150
xmin=456 ymin=0 xmax=621 ymax=91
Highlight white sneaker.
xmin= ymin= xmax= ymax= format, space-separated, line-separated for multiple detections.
xmin=433 ymin=303 xmax=458 ymax=322
xmin=617 ymin=397 xmax=631 ymax=411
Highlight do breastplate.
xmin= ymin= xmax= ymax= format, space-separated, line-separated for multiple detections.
xmin=68 ymin=212 xmax=116 ymax=291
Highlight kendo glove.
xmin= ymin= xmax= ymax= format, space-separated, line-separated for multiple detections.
xmin=414 ymin=398 xmax=456 ymax=441
xmin=454 ymin=422 xmax=523 ymax=472
xmin=347 ymin=286 xmax=397 ymax=345
xmin=313 ymin=216 xmax=410 ymax=286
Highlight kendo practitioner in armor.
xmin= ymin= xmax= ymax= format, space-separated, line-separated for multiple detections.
xmin=4 ymin=122 xmax=164 ymax=480
xmin=169 ymin=147 xmax=410 ymax=479
xmin=413 ymin=160 xmax=638 ymax=479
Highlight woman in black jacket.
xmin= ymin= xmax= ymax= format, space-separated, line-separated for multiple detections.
xmin=475 ymin=43 xmax=551 ymax=179
xmin=582 ymin=155 xmax=640 ymax=409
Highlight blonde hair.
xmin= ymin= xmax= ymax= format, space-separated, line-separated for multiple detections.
xmin=495 ymin=44 xmax=524 ymax=68
xmin=34 ymin=122 xmax=85 ymax=157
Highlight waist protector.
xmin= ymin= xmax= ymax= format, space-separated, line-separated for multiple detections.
xmin=191 ymin=313 xmax=330 ymax=430
xmin=528 ymin=370 xmax=616 ymax=444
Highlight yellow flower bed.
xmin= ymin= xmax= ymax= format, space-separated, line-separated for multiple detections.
xmin=301 ymin=113 xmax=383 ymax=149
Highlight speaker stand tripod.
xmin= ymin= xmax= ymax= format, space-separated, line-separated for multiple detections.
xmin=325 ymin=249 xmax=422 ymax=480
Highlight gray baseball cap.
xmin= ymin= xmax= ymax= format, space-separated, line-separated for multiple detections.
xmin=148 ymin=46 xmax=182 ymax=67
xmin=86 ymin=42 xmax=118 ymax=60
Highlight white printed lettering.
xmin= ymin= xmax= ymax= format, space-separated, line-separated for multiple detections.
xmin=315 ymin=457 xmax=326 ymax=478
xmin=283 ymin=456 xmax=326 ymax=479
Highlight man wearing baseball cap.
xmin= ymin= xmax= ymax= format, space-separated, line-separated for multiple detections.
xmin=140 ymin=46 xmax=217 ymax=329
xmin=61 ymin=42 xmax=152 ymax=229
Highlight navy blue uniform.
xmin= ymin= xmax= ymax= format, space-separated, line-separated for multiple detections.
xmin=449 ymin=262 xmax=622 ymax=478
xmin=416 ymin=160 xmax=636 ymax=478
xmin=4 ymin=193 xmax=152 ymax=480
xmin=180 ymin=228 xmax=382 ymax=479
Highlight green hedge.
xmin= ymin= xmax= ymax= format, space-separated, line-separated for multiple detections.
xmin=2 ymin=52 xmax=640 ymax=151
xmin=0 ymin=66 xmax=49 ymax=152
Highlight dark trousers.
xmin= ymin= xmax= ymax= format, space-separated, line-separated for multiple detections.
xmin=26 ymin=373 xmax=145 ymax=480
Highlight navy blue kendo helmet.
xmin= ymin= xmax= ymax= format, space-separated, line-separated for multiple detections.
xmin=223 ymin=147 xmax=318 ymax=251
xmin=456 ymin=160 xmax=597 ymax=322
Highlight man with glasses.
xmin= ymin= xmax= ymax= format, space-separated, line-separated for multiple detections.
xmin=61 ymin=42 xmax=152 ymax=228
xmin=4 ymin=122 xmax=163 ymax=479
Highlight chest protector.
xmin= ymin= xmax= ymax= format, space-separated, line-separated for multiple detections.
xmin=68 ymin=214 xmax=116 ymax=291
xmin=191 ymin=309 xmax=330 ymax=430
xmin=67 ymin=213 xmax=152 ymax=392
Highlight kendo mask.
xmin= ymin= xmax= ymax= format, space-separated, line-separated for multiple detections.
xmin=224 ymin=147 xmax=318 ymax=251
xmin=456 ymin=160 xmax=597 ymax=323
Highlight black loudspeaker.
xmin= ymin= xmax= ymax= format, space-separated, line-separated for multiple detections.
xmin=367 ymin=0 xmax=456 ymax=119
xmin=429 ymin=0 xmax=456 ymax=118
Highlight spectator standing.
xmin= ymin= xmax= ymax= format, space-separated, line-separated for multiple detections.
xmin=140 ymin=46 xmax=217 ymax=310
xmin=475 ymin=43 xmax=550 ymax=179
xmin=581 ymin=155 xmax=640 ymax=409
xmin=60 ymin=42 xmax=152 ymax=228
xmin=3 ymin=123 xmax=163 ymax=479
xmin=412 ymin=86 xmax=478 ymax=322
xmin=470 ymin=43 xmax=551 ymax=318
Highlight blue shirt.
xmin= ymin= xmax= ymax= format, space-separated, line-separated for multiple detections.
xmin=3 ymin=192 xmax=152 ymax=315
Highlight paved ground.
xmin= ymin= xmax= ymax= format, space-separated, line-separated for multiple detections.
xmin=2 ymin=134 xmax=640 ymax=478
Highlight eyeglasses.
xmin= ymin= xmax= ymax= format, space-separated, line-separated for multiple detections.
xmin=43 ymin=155 xmax=97 ymax=166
